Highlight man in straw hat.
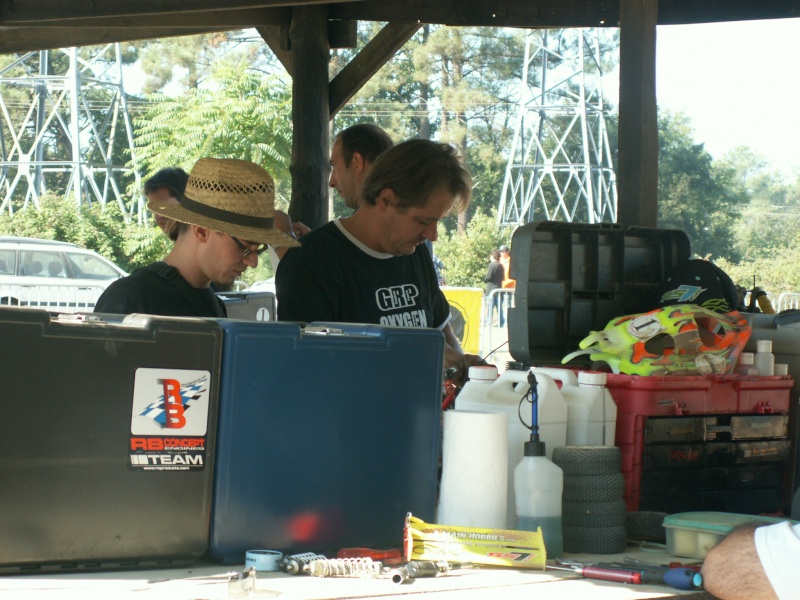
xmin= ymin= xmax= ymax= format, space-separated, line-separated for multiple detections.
xmin=276 ymin=139 xmax=484 ymax=380
xmin=95 ymin=158 xmax=298 ymax=317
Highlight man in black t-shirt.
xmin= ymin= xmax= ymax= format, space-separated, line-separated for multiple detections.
xmin=95 ymin=158 xmax=298 ymax=317
xmin=276 ymin=139 xmax=484 ymax=380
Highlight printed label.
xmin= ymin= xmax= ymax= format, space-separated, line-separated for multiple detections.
xmin=129 ymin=368 xmax=211 ymax=471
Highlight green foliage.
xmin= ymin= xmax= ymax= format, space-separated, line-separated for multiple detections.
xmin=133 ymin=63 xmax=293 ymax=206
xmin=657 ymin=111 xmax=746 ymax=261
xmin=332 ymin=25 xmax=523 ymax=225
xmin=435 ymin=211 xmax=512 ymax=287
xmin=717 ymin=249 xmax=800 ymax=299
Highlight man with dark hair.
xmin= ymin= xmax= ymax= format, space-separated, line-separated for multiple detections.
xmin=276 ymin=139 xmax=482 ymax=379
xmin=143 ymin=167 xmax=189 ymax=239
xmin=96 ymin=158 xmax=298 ymax=317
xmin=329 ymin=123 xmax=395 ymax=210
xmin=271 ymin=123 xmax=393 ymax=261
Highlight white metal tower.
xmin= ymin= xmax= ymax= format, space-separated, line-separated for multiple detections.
xmin=0 ymin=44 xmax=142 ymax=221
xmin=499 ymin=28 xmax=618 ymax=226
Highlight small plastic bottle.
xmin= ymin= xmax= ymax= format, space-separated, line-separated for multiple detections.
xmin=754 ymin=340 xmax=775 ymax=376
xmin=735 ymin=352 xmax=759 ymax=376
xmin=514 ymin=436 xmax=564 ymax=558
xmin=775 ymin=363 xmax=789 ymax=376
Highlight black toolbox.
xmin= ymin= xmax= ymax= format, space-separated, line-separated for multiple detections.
xmin=0 ymin=308 xmax=222 ymax=573
xmin=508 ymin=221 xmax=690 ymax=365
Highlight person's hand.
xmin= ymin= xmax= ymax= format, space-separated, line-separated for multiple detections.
xmin=443 ymin=347 xmax=488 ymax=388
xmin=273 ymin=209 xmax=293 ymax=235
xmin=291 ymin=221 xmax=311 ymax=238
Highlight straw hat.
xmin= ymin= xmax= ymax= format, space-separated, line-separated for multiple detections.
xmin=147 ymin=158 xmax=300 ymax=247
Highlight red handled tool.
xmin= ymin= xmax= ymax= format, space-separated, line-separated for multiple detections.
xmin=549 ymin=563 xmax=642 ymax=584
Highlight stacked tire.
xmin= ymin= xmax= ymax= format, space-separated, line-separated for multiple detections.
xmin=553 ymin=446 xmax=628 ymax=554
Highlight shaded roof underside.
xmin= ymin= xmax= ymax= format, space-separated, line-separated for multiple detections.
xmin=0 ymin=0 xmax=798 ymax=54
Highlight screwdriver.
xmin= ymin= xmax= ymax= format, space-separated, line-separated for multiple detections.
xmin=549 ymin=564 xmax=642 ymax=584
xmin=618 ymin=559 xmax=703 ymax=589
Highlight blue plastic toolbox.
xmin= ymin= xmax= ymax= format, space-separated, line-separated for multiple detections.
xmin=0 ymin=308 xmax=223 ymax=573
xmin=210 ymin=321 xmax=444 ymax=562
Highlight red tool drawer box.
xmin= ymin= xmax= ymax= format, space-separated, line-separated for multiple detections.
xmin=607 ymin=373 xmax=793 ymax=511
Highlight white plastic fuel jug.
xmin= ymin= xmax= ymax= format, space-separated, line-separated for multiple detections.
xmin=456 ymin=367 xmax=568 ymax=528
xmin=514 ymin=436 xmax=563 ymax=557
xmin=530 ymin=367 xmax=617 ymax=446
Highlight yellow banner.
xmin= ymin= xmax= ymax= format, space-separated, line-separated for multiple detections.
xmin=442 ymin=287 xmax=483 ymax=355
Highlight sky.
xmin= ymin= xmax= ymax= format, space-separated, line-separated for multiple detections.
xmin=655 ymin=18 xmax=800 ymax=177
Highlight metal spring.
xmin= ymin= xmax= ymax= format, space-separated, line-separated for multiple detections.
xmin=281 ymin=552 xmax=327 ymax=575
xmin=308 ymin=557 xmax=384 ymax=579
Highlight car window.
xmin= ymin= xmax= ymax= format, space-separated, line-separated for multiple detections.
xmin=66 ymin=253 xmax=120 ymax=279
xmin=0 ymin=249 xmax=15 ymax=275
xmin=20 ymin=250 xmax=62 ymax=277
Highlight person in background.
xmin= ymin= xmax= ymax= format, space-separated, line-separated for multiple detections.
xmin=95 ymin=158 xmax=298 ymax=317
xmin=701 ymin=520 xmax=798 ymax=600
xmin=143 ymin=167 xmax=189 ymax=238
xmin=484 ymin=249 xmax=505 ymax=325
xmin=329 ymin=123 xmax=395 ymax=210
xmin=276 ymin=139 xmax=485 ymax=382
xmin=270 ymin=123 xmax=394 ymax=263
xmin=499 ymin=244 xmax=515 ymax=327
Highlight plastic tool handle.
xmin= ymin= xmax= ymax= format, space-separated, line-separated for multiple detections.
xmin=663 ymin=568 xmax=703 ymax=590
xmin=580 ymin=566 xmax=642 ymax=584
xmin=636 ymin=567 xmax=703 ymax=590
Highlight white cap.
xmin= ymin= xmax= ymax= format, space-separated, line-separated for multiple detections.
xmin=775 ymin=363 xmax=789 ymax=376
xmin=468 ymin=365 xmax=499 ymax=383
xmin=578 ymin=371 xmax=607 ymax=386
xmin=738 ymin=352 xmax=755 ymax=366
xmin=757 ymin=340 xmax=773 ymax=353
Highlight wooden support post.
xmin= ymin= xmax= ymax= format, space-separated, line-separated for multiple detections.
xmin=618 ymin=0 xmax=658 ymax=227
xmin=288 ymin=6 xmax=330 ymax=229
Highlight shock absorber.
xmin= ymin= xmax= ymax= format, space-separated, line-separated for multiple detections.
xmin=280 ymin=552 xmax=327 ymax=575
xmin=308 ymin=557 xmax=384 ymax=578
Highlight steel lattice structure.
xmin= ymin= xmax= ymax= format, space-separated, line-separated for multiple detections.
xmin=0 ymin=44 xmax=142 ymax=221
xmin=499 ymin=28 xmax=618 ymax=227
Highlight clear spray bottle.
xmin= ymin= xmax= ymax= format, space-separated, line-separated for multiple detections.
xmin=513 ymin=372 xmax=564 ymax=558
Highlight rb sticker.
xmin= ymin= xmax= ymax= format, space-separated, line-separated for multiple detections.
xmin=129 ymin=368 xmax=211 ymax=471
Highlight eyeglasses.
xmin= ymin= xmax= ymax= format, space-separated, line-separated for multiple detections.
xmin=230 ymin=235 xmax=269 ymax=259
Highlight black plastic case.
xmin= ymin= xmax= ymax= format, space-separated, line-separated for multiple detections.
xmin=0 ymin=308 xmax=222 ymax=573
xmin=508 ymin=221 xmax=690 ymax=365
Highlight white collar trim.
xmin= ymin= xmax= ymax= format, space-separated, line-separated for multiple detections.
xmin=333 ymin=218 xmax=393 ymax=259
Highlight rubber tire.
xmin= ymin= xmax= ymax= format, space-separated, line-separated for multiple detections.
xmin=563 ymin=473 xmax=625 ymax=502
xmin=563 ymin=499 xmax=628 ymax=528
xmin=563 ymin=525 xmax=628 ymax=554
xmin=552 ymin=446 xmax=621 ymax=476
xmin=626 ymin=511 xmax=669 ymax=543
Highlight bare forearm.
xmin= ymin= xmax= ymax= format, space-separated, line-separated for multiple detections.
xmin=702 ymin=524 xmax=778 ymax=600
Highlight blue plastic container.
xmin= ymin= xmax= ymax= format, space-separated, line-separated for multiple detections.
xmin=210 ymin=321 xmax=444 ymax=562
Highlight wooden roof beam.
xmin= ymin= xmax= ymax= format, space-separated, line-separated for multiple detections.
xmin=0 ymin=26 xmax=239 ymax=54
xmin=329 ymin=0 xmax=617 ymax=28
xmin=329 ymin=0 xmax=800 ymax=27
xmin=329 ymin=22 xmax=420 ymax=117
xmin=0 ymin=0 xmax=361 ymax=24
xmin=3 ymin=8 xmax=291 ymax=29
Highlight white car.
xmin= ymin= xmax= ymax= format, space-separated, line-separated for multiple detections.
xmin=0 ymin=236 xmax=126 ymax=312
